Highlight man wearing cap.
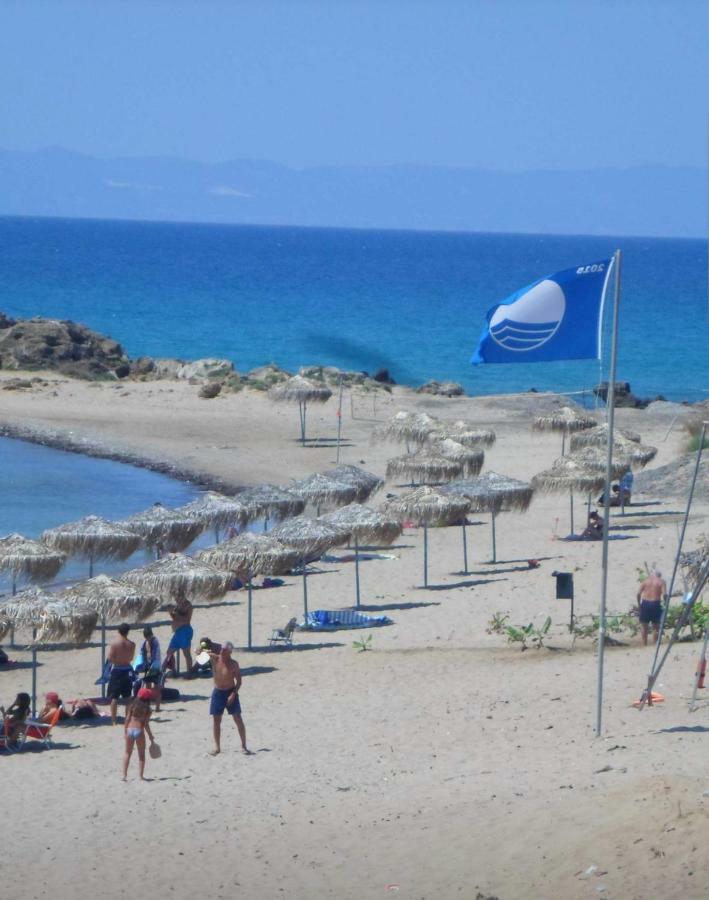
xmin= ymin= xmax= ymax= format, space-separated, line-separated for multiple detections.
xmin=208 ymin=641 xmax=249 ymax=756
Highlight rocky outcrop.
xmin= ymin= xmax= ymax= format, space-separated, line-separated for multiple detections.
xmin=177 ymin=358 xmax=235 ymax=382
xmin=0 ymin=316 xmax=130 ymax=380
xmin=416 ymin=380 xmax=465 ymax=398
xmin=593 ymin=381 xmax=666 ymax=409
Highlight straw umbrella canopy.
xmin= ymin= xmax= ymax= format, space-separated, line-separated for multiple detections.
xmin=372 ymin=410 xmax=443 ymax=448
xmin=122 ymin=553 xmax=232 ymax=603
xmin=380 ymin=486 xmax=470 ymax=587
xmin=56 ymin=574 xmax=160 ymax=622
xmin=442 ymin=473 xmax=534 ymax=565
xmin=197 ymin=533 xmax=302 ymax=649
xmin=322 ymin=464 xmax=384 ymax=503
xmin=41 ymin=515 xmax=142 ymax=576
xmin=532 ymin=405 xmax=598 ymax=436
xmin=0 ymin=588 xmax=98 ymax=715
xmin=118 ymin=503 xmax=204 ymax=555
xmin=0 ymin=533 xmax=66 ymax=595
xmin=386 ymin=449 xmax=463 ymax=485
xmin=269 ymin=516 xmax=351 ymax=619
xmin=235 ymin=484 xmax=305 ymax=527
xmin=569 ymin=423 xmax=642 ymax=447
xmin=320 ymin=504 xmax=402 ymax=607
xmin=268 ymin=375 xmax=333 ymax=445
xmin=433 ymin=420 xmax=496 ymax=448
xmin=431 ymin=438 xmax=485 ymax=478
xmin=570 ymin=429 xmax=657 ymax=469
xmin=289 ymin=472 xmax=359 ymax=513
xmin=177 ymin=491 xmax=252 ymax=542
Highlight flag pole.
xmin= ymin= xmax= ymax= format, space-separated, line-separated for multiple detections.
xmin=595 ymin=249 xmax=621 ymax=738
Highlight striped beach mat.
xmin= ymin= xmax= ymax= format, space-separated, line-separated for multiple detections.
xmin=301 ymin=609 xmax=393 ymax=630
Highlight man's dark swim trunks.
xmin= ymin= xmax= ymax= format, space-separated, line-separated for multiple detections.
xmin=639 ymin=600 xmax=662 ymax=625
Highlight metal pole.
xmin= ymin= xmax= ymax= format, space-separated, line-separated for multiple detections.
xmin=101 ymin=617 xmax=107 ymax=700
xmin=89 ymin=551 xmax=94 ymax=579
xmin=689 ymin=627 xmax=709 ymax=712
xmin=462 ymin=522 xmax=468 ymax=575
xmin=354 ymin=536 xmax=361 ymax=607
xmin=31 ymin=628 xmax=37 ymax=718
xmin=569 ymin=488 xmax=574 ymax=536
xmin=302 ymin=558 xmax=308 ymax=620
xmin=335 ymin=377 xmax=344 ymax=464
xmin=423 ymin=522 xmax=429 ymax=588
xmin=491 ymin=512 xmax=497 ymax=564
xmin=646 ymin=421 xmax=707 ymax=692
xmin=595 ymin=249 xmax=622 ymax=737
xmin=247 ymin=578 xmax=253 ymax=649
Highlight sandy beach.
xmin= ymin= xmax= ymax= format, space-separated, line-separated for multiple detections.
xmin=1 ymin=372 xmax=708 ymax=900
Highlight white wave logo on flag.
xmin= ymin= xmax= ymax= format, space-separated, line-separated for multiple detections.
xmin=488 ymin=279 xmax=566 ymax=352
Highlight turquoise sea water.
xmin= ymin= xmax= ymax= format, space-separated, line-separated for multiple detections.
xmin=0 ymin=437 xmax=201 ymax=592
xmin=1 ymin=216 xmax=707 ymax=402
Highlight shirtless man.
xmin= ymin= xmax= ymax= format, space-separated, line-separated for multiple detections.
xmin=168 ymin=594 xmax=194 ymax=674
xmin=107 ymin=623 xmax=136 ymax=724
xmin=208 ymin=641 xmax=249 ymax=756
xmin=637 ymin=569 xmax=667 ymax=646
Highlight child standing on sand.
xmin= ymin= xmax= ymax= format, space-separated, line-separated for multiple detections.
xmin=122 ymin=687 xmax=156 ymax=781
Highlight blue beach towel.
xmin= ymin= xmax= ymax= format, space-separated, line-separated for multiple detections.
xmin=300 ymin=609 xmax=393 ymax=631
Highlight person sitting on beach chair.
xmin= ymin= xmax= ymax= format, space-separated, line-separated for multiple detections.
xmin=269 ymin=617 xmax=297 ymax=648
xmin=580 ymin=511 xmax=604 ymax=541
xmin=1 ymin=692 xmax=31 ymax=747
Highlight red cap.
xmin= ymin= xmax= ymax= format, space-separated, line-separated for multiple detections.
xmin=137 ymin=688 xmax=153 ymax=701
xmin=45 ymin=691 xmax=60 ymax=703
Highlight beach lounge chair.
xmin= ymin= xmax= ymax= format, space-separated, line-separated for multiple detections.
xmin=269 ymin=617 xmax=297 ymax=649
xmin=23 ymin=706 xmax=62 ymax=750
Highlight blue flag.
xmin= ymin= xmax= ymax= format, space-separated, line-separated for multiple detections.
xmin=471 ymin=259 xmax=613 ymax=364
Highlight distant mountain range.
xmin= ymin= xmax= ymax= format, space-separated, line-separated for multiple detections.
xmin=0 ymin=146 xmax=704 ymax=237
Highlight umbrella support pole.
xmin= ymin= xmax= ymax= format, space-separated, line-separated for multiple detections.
xmin=89 ymin=553 xmax=94 ymax=579
xmin=569 ymin=489 xmax=574 ymax=536
xmin=10 ymin=577 xmax=15 ymax=646
xmin=423 ymin=522 xmax=429 ymax=588
xmin=354 ymin=538 xmax=361 ymax=607
xmin=491 ymin=513 xmax=497 ymax=565
xmin=101 ymin=617 xmax=107 ymax=700
xmin=247 ymin=578 xmax=253 ymax=650
xmin=302 ymin=559 xmax=309 ymax=620
xmin=31 ymin=628 xmax=37 ymax=718
xmin=462 ymin=523 xmax=468 ymax=574
xmin=299 ymin=401 xmax=307 ymax=445
xmin=215 ymin=525 xmax=221 ymax=544
xmin=336 ymin=376 xmax=344 ymax=464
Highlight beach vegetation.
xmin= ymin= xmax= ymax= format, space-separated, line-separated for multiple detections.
xmin=505 ymin=616 xmax=551 ymax=651
xmin=684 ymin=418 xmax=709 ymax=452
xmin=486 ymin=611 xmax=510 ymax=634
xmin=352 ymin=634 xmax=373 ymax=652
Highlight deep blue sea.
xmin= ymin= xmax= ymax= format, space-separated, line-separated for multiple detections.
xmin=0 ymin=216 xmax=706 ymax=577
xmin=1 ymin=216 xmax=707 ymax=402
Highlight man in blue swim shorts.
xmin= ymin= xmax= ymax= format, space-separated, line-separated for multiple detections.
xmin=208 ymin=641 xmax=250 ymax=756
xmin=168 ymin=596 xmax=194 ymax=673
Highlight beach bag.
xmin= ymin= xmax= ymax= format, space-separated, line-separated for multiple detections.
xmin=160 ymin=687 xmax=180 ymax=702
xmin=149 ymin=741 xmax=162 ymax=760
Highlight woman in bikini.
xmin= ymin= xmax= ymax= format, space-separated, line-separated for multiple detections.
xmin=122 ymin=687 xmax=156 ymax=781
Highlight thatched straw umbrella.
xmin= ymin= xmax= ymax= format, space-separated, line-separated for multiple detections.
xmin=289 ymin=472 xmax=358 ymax=514
xmin=198 ymin=533 xmax=301 ymax=648
xmin=569 ymin=423 xmax=642 ymax=447
xmin=322 ymin=464 xmax=384 ymax=503
xmin=0 ymin=588 xmax=98 ymax=715
xmin=532 ymin=406 xmax=598 ymax=449
xmin=122 ymin=553 xmax=233 ymax=603
xmin=570 ymin=430 xmax=657 ymax=469
xmin=0 ymin=533 xmax=66 ymax=596
xmin=434 ymin=420 xmax=496 ymax=448
xmin=234 ymin=484 xmax=305 ymax=530
xmin=118 ymin=503 xmax=204 ymax=555
xmin=380 ymin=486 xmax=470 ymax=587
xmin=531 ymin=453 xmax=628 ymax=535
xmin=269 ymin=516 xmax=350 ymax=618
xmin=386 ymin=449 xmax=463 ymax=486
xmin=268 ymin=375 xmax=333 ymax=445
xmin=41 ymin=515 xmax=142 ymax=577
xmin=432 ymin=438 xmax=485 ymax=478
xmin=177 ymin=491 xmax=252 ymax=543
xmin=372 ymin=410 xmax=443 ymax=449
xmin=442 ymin=473 xmax=534 ymax=565
xmin=320 ymin=504 xmax=402 ymax=607
xmin=56 ymin=574 xmax=161 ymax=695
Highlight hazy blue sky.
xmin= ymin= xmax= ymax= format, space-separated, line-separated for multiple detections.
xmin=2 ymin=0 xmax=707 ymax=170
